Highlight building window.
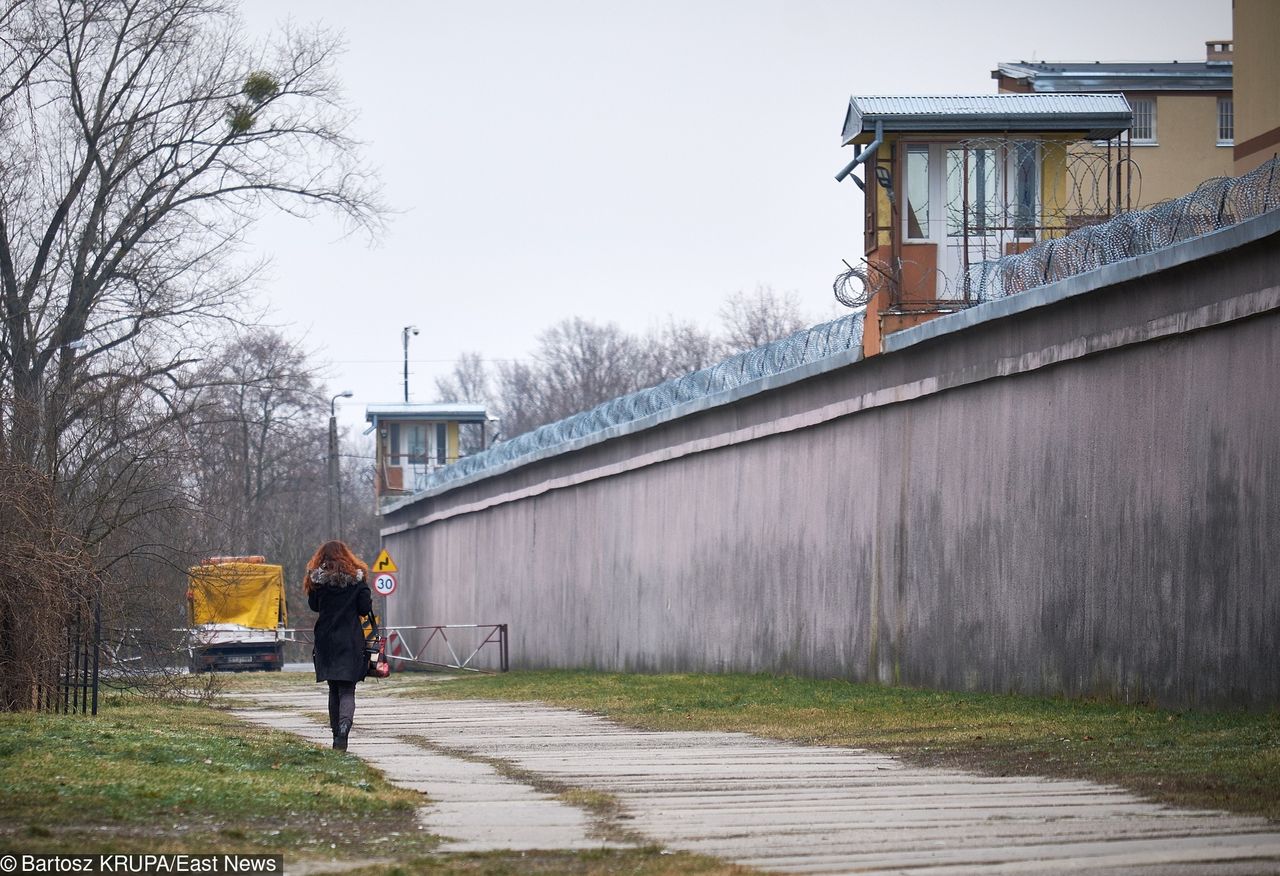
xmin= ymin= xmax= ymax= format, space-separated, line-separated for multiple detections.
xmin=1013 ymin=141 xmax=1039 ymax=238
xmin=1218 ymin=98 xmax=1234 ymax=145
xmin=945 ymin=146 xmax=1000 ymax=236
xmin=405 ymin=424 xmax=428 ymax=465
xmin=905 ymin=144 xmax=930 ymax=239
xmin=1130 ymin=98 xmax=1156 ymax=144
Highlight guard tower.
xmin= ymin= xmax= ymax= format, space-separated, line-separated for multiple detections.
xmin=836 ymin=94 xmax=1133 ymax=354
xmin=365 ymin=403 xmax=488 ymax=508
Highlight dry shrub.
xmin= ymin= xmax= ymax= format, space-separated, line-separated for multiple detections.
xmin=0 ymin=461 xmax=98 ymax=711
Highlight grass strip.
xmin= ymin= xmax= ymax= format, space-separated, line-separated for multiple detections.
xmin=0 ymin=681 xmax=751 ymax=874
xmin=331 ymin=848 xmax=753 ymax=875
xmin=397 ymin=670 xmax=1280 ymax=821
xmin=0 ymin=691 xmax=429 ymax=859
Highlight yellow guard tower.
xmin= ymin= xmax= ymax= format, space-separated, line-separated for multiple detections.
xmin=836 ymin=94 xmax=1132 ymax=354
xmin=366 ymin=403 xmax=488 ymax=508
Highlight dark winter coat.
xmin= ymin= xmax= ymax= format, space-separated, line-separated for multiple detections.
xmin=308 ymin=568 xmax=373 ymax=683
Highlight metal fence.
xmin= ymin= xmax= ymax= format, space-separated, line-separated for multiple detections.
xmin=964 ymin=155 xmax=1280 ymax=303
xmin=38 ymin=599 xmax=101 ymax=715
xmin=412 ymin=311 xmax=866 ymax=495
xmin=279 ymin=623 xmax=510 ymax=673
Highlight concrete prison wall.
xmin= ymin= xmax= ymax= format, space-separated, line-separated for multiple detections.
xmin=380 ymin=211 xmax=1280 ymax=709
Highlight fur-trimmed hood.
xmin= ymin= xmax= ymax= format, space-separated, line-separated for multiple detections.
xmin=308 ymin=567 xmax=366 ymax=589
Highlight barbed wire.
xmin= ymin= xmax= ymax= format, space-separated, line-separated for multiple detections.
xmin=834 ymin=137 xmax=1148 ymax=304
xmin=943 ymin=138 xmax=1144 ymax=236
xmin=965 ymin=155 xmax=1280 ymax=303
xmin=406 ymin=311 xmax=867 ymax=496
xmin=401 ymin=158 xmax=1279 ymax=501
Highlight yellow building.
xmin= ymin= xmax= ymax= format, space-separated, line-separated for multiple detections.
xmin=993 ymin=45 xmax=1234 ymax=206
xmin=1233 ymin=0 xmax=1280 ymax=175
xmin=365 ymin=403 xmax=488 ymax=507
xmin=838 ymin=94 xmax=1131 ymax=354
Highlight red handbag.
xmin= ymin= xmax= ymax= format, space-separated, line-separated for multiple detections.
xmin=365 ymin=613 xmax=391 ymax=678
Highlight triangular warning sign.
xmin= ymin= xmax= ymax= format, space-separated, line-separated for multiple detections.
xmin=371 ymin=548 xmax=397 ymax=573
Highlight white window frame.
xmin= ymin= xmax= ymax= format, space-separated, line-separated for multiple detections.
xmin=903 ymin=142 xmax=1040 ymax=242
xmin=1217 ymin=97 xmax=1234 ymax=146
xmin=903 ymin=143 xmax=934 ymax=242
xmin=1129 ymin=98 xmax=1156 ymax=145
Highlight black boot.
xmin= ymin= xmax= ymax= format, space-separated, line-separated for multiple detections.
xmin=334 ymin=719 xmax=351 ymax=751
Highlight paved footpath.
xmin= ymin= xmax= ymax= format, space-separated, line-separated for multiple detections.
xmin=234 ymin=687 xmax=1280 ymax=875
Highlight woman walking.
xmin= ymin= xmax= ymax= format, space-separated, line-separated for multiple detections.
xmin=305 ymin=540 xmax=373 ymax=751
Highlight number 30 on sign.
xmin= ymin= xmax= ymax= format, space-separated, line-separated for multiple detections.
xmin=373 ymin=572 xmax=397 ymax=597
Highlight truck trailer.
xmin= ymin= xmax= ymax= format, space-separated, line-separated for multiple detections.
xmin=187 ymin=556 xmax=287 ymax=672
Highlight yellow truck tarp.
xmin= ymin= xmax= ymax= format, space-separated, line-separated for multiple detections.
xmin=188 ymin=562 xmax=287 ymax=629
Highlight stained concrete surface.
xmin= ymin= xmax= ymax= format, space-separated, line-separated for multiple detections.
xmin=233 ymin=686 xmax=1280 ymax=875
xmin=235 ymin=693 xmax=617 ymax=854
xmin=381 ymin=216 xmax=1280 ymax=710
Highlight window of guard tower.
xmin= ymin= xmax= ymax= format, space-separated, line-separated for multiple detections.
xmin=882 ymin=135 xmax=1140 ymax=306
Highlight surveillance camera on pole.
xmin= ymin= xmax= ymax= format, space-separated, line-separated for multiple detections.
xmin=402 ymin=325 xmax=419 ymax=403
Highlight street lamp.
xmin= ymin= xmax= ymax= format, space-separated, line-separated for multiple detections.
xmin=328 ymin=390 xmax=354 ymax=540
xmin=402 ymin=325 xmax=419 ymax=403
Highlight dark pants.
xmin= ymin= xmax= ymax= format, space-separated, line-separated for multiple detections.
xmin=327 ymin=680 xmax=356 ymax=731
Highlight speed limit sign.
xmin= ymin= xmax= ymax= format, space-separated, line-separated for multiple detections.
xmin=373 ymin=572 xmax=397 ymax=596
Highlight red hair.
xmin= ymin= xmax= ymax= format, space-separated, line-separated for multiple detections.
xmin=302 ymin=540 xmax=369 ymax=594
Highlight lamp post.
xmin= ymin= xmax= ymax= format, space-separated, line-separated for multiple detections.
xmin=328 ymin=390 xmax=353 ymax=539
xmin=401 ymin=325 xmax=418 ymax=403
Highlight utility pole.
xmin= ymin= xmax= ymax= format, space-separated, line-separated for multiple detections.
xmin=402 ymin=325 xmax=419 ymax=403
xmin=328 ymin=390 xmax=353 ymax=539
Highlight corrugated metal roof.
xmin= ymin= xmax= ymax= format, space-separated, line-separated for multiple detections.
xmin=365 ymin=402 xmax=489 ymax=423
xmin=841 ymin=93 xmax=1132 ymax=144
xmin=996 ymin=61 xmax=1231 ymax=93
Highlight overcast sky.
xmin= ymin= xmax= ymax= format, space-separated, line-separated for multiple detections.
xmin=237 ymin=0 xmax=1231 ymax=431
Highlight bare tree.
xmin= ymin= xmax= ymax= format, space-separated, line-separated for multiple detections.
xmin=0 ymin=0 xmax=380 ymax=533
xmin=337 ymin=433 xmax=379 ymax=560
xmin=434 ymin=351 xmax=490 ymax=404
xmin=437 ymin=289 xmax=817 ymax=446
xmin=718 ymin=285 xmax=809 ymax=353
xmin=639 ymin=317 xmax=722 ymax=386
xmin=0 ymin=457 xmax=97 ymax=711
xmin=0 ymin=1 xmax=385 ymax=706
xmin=187 ymin=330 xmax=326 ymax=555
xmin=489 ymin=318 xmax=646 ymax=438
xmin=536 ymin=318 xmax=643 ymax=419
xmin=490 ymin=359 xmax=539 ymax=440
xmin=432 ymin=351 xmax=491 ymax=455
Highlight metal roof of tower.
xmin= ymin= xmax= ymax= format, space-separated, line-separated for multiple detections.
xmin=994 ymin=61 xmax=1232 ymax=93
xmin=841 ymin=93 xmax=1132 ymax=145
xmin=365 ymin=403 xmax=489 ymax=423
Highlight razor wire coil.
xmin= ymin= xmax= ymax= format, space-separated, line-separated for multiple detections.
xmin=403 ymin=157 xmax=1279 ymax=500
xmin=406 ymin=310 xmax=867 ymax=496
xmin=965 ymin=155 xmax=1280 ymax=303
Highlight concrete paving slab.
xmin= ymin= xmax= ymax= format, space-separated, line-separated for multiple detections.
xmin=231 ymin=686 xmax=1280 ymax=874
xmin=232 ymin=695 xmax=626 ymax=855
